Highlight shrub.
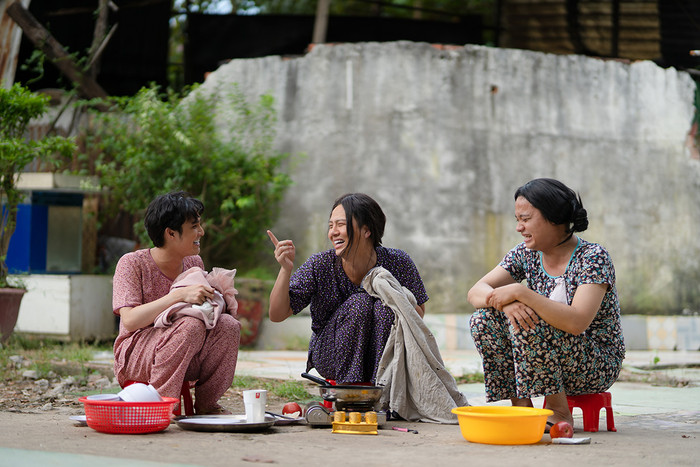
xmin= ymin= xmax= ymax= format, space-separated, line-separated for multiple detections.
xmin=83 ymin=84 xmax=291 ymax=270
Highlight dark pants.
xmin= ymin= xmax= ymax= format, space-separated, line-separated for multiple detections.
xmin=308 ymin=291 xmax=394 ymax=384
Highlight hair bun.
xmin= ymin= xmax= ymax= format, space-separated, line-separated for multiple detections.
xmin=572 ymin=206 xmax=589 ymax=232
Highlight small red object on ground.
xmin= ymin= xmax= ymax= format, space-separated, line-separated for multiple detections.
xmin=549 ymin=421 xmax=574 ymax=439
xmin=282 ymin=402 xmax=302 ymax=417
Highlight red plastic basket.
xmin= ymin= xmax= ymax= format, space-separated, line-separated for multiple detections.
xmin=79 ymin=397 xmax=179 ymax=434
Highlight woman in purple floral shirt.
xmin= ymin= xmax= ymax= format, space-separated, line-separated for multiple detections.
xmin=267 ymin=193 xmax=428 ymax=384
xmin=468 ymin=179 xmax=625 ymax=430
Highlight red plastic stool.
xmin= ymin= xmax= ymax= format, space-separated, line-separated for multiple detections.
xmin=174 ymin=381 xmax=194 ymax=416
xmin=123 ymin=380 xmax=194 ymax=416
xmin=566 ymin=392 xmax=617 ymax=432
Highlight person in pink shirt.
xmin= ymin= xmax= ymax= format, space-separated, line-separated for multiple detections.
xmin=112 ymin=191 xmax=240 ymax=414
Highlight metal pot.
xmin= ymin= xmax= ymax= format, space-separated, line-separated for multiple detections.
xmin=301 ymin=372 xmax=383 ymax=411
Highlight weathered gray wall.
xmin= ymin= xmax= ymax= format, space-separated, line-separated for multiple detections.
xmin=199 ymin=42 xmax=700 ymax=315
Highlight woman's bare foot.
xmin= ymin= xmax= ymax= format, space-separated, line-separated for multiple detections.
xmin=544 ymin=392 xmax=574 ymax=426
xmin=510 ymin=397 xmax=533 ymax=407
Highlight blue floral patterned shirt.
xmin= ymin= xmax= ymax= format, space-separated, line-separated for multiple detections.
xmin=499 ymin=238 xmax=625 ymax=357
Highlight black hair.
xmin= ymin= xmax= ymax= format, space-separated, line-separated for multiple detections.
xmin=514 ymin=178 xmax=588 ymax=234
xmin=330 ymin=193 xmax=386 ymax=256
xmin=144 ymin=191 xmax=204 ymax=247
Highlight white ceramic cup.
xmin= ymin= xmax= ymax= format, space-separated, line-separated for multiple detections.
xmin=118 ymin=383 xmax=162 ymax=402
xmin=243 ymin=389 xmax=267 ymax=423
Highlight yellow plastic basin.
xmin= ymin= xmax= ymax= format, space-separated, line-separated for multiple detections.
xmin=452 ymin=406 xmax=553 ymax=445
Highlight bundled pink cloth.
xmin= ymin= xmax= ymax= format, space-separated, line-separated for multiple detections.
xmin=207 ymin=267 xmax=239 ymax=316
xmin=154 ymin=267 xmax=238 ymax=329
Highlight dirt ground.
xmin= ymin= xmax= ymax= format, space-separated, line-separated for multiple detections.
xmin=0 ymin=351 xmax=296 ymax=416
xmin=0 ymin=370 xmax=272 ymax=416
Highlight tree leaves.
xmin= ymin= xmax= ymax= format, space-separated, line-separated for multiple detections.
xmin=84 ymin=84 xmax=291 ymax=270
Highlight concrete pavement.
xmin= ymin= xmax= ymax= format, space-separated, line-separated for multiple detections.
xmin=1 ymin=348 xmax=698 ymax=466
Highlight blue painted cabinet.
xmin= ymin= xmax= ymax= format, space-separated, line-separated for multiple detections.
xmin=5 ymin=191 xmax=83 ymax=274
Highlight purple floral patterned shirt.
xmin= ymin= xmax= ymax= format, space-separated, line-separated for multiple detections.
xmin=289 ymin=246 xmax=428 ymax=335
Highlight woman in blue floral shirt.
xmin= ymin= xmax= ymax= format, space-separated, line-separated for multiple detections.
xmin=468 ymin=178 xmax=625 ymax=430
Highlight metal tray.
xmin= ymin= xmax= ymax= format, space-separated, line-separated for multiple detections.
xmin=270 ymin=415 xmax=305 ymax=426
xmin=174 ymin=414 xmax=275 ymax=432
xmin=69 ymin=415 xmax=88 ymax=427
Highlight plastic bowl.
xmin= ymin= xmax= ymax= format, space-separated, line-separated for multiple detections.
xmin=86 ymin=393 xmax=121 ymax=401
xmin=452 ymin=406 xmax=553 ymax=445
xmin=118 ymin=383 xmax=162 ymax=402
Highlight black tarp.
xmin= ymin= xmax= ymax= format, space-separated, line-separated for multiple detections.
xmin=184 ymin=14 xmax=483 ymax=84
xmin=658 ymin=0 xmax=700 ymax=70
xmin=14 ymin=0 xmax=170 ymax=96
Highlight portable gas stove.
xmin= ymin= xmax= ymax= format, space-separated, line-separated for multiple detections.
xmin=304 ymin=401 xmax=388 ymax=427
xmin=301 ymin=372 xmax=388 ymax=427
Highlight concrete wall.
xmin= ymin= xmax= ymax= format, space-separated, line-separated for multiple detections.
xmin=199 ymin=42 xmax=700 ymax=315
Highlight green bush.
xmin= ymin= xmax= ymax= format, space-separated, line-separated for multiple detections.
xmin=83 ymin=84 xmax=291 ymax=270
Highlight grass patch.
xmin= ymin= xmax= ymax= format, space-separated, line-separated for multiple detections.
xmin=0 ymin=335 xmax=112 ymax=381
xmin=232 ymin=375 xmax=261 ymax=388
xmin=454 ymin=372 xmax=485 ymax=384
xmin=268 ymin=380 xmax=311 ymax=400
xmin=231 ymin=375 xmax=312 ymax=402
